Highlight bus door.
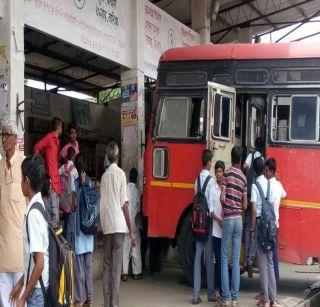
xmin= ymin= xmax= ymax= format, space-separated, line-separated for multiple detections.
xmin=246 ymin=95 xmax=267 ymax=153
xmin=207 ymin=82 xmax=237 ymax=168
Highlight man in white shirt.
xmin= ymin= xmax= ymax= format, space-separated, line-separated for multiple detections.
xmin=251 ymin=157 xmax=278 ymax=307
xmin=122 ymin=168 xmax=142 ymax=281
xmin=192 ymin=150 xmax=216 ymax=305
xmin=9 ymin=154 xmax=49 ymax=307
xmin=265 ymin=158 xmax=286 ymax=290
xmin=100 ymin=141 xmax=136 ymax=307
xmin=211 ymin=160 xmax=225 ymax=297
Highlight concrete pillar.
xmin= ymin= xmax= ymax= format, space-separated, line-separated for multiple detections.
xmin=238 ymin=27 xmax=252 ymax=43
xmin=0 ymin=0 xmax=24 ymax=150
xmin=191 ymin=0 xmax=212 ymax=45
xmin=120 ymin=0 xmax=145 ymax=189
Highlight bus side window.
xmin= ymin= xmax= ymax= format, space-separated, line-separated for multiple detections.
xmin=213 ymin=94 xmax=232 ymax=139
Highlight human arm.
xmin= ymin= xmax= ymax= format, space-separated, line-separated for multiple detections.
xmin=280 ymin=182 xmax=287 ymax=198
xmin=34 ymin=134 xmax=49 ymax=153
xmin=220 ymin=176 xmax=227 ymax=205
xmin=251 ymin=202 xmax=257 ymax=239
xmin=15 ymin=252 xmax=44 ymax=306
xmin=242 ymin=189 xmax=248 ymax=211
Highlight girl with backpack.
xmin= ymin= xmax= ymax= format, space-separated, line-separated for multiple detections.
xmin=72 ymin=153 xmax=94 ymax=307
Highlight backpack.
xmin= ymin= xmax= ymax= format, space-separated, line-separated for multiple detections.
xmin=246 ymin=152 xmax=257 ymax=196
xmin=192 ymin=175 xmax=211 ymax=241
xmin=26 ymin=202 xmax=75 ymax=306
xmin=255 ymin=181 xmax=278 ymax=253
xmin=79 ymin=178 xmax=99 ymax=235
xmin=60 ymin=163 xmax=75 ymax=213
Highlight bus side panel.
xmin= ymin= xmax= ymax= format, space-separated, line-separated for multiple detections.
xmin=143 ymin=142 xmax=206 ymax=238
xmin=267 ymin=146 xmax=320 ymax=264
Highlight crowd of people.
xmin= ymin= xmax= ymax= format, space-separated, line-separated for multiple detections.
xmin=192 ymin=141 xmax=286 ymax=307
xmin=0 ymin=118 xmax=142 ymax=307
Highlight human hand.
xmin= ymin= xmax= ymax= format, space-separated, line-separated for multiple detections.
xmin=217 ymin=218 xmax=223 ymax=228
xmin=16 ymin=298 xmax=26 ymax=307
xmin=130 ymin=232 xmax=137 ymax=247
xmin=9 ymin=282 xmax=23 ymax=305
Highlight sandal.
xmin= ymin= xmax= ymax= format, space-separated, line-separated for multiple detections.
xmin=255 ymin=293 xmax=263 ymax=300
xmin=232 ymin=301 xmax=239 ymax=306
xmin=256 ymin=300 xmax=267 ymax=307
xmin=270 ymin=301 xmax=280 ymax=307
xmin=220 ymin=300 xmax=229 ymax=306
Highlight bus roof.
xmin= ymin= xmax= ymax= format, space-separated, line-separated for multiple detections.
xmin=160 ymin=42 xmax=320 ymax=62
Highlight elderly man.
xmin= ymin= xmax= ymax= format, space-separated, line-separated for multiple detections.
xmin=100 ymin=141 xmax=136 ymax=307
xmin=0 ymin=119 xmax=27 ymax=306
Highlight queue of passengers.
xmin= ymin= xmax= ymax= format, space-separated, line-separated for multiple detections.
xmin=0 ymin=118 xmax=142 ymax=307
xmin=192 ymin=141 xmax=286 ymax=307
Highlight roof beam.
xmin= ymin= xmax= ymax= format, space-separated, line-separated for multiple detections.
xmin=248 ymin=1 xmax=278 ymax=30
xmin=25 ymin=42 xmax=120 ymax=81
xmin=211 ymin=0 xmax=316 ymax=36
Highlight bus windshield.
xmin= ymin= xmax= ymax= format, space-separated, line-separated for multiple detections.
xmin=154 ymin=96 xmax=205 ymax=139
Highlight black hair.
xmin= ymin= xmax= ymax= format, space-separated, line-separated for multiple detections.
xmin=266 ymin=157 xmax=276 ymax=173
xmin=21 ymin=154 xmax=45 ymax=193
xmin=215 ymin=160 xmax=225 ymax=172
xmin=255 ymin=137 xmax=264 ymax=153
xmin=202 ymin=149 xmax=213 ymax=167
xmin=231 ymin=146 xmax=242 ymax=165
xmin=75 ymin=153 xmax=86 ymax=173
xmin=129 ymin=167 xmax=138 ymax=184
xmin=253 ymin=156 xmax=265 ymax=176
xmin=68 ymin=124 xmax=76 ymax=134
xmin=67 ymin=146 xmax=76 ymax=161
xmin=41 ymin=174 xmax=51 ymax=198
xmin=52 ymin=117 xmax=62 ymax=131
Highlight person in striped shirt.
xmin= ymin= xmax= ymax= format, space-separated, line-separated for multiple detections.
xmin=220 ymin=146 xmax=248 ymax=306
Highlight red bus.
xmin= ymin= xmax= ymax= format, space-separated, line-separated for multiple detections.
xmin=143 ymin=42 xmax=320 ymax=284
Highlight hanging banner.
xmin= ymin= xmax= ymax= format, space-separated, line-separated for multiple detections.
xmin=144 ymin=0 xmax=200 ymax=79
xmin=24 ymin=0 xmax=135 ymax=68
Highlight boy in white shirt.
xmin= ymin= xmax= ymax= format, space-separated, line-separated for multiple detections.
xmin=10 ymin=154 xmax=49 ymax=307
xmin=265 ymin=158 xmax=286 ymax=290
xmin=122 ymin=168 xmax=142 ymax=281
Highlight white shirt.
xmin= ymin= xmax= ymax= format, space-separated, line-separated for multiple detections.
xmin=59 ymin=160 xmax=78 ymax=195
xmin=127 ymin=183 xmax=141 ymax=232
xmin=245 ymin=151 xmax=262 ymax=169
xmin=269 ymin=177 xmax=286 ymax=228
xmin=194 ymin=169 xmax=215 ymax=214
xmin=100 ymin=163 xmax=129 ymax=234
xmin=251 ymin=175 xmax=274 ymax=218
xmin=212 ymin=180 xmax=223 ymax=238
xmin=23 ymin=193 xmax=49 ymax=288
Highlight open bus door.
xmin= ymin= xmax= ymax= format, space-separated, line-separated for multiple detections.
xmin=207 ymin=82 xmax=237 ymax=167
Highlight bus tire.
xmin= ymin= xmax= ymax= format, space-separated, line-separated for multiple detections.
xmin=179 ymin=211 xmax=207 ymax=286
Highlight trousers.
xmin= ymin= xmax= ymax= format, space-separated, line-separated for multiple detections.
xmin=75 ymin=253 xmax=93 ymax=304
xmin=0 ymin=272 xmax=23 ymax=307
xmin=123 ymin=232 xmax=142 ymax=275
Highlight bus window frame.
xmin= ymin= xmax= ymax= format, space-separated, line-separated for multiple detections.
xmin=152 ymin=92 xmax=207 ymax=143
xmin=269 ymin=90 xmax=320 ymax=146
xmin=272 ymin=68 xmax=320 ymax=84
xmin=211 ymin=92 xmax=233 ymax=142
xmin=152 ymin=147 xmax=169 ymax=180
xmin=235 ymin=68 xmax=269 ymax=85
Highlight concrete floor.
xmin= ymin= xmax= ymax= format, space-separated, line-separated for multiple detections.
xmin=92 ymin=262 xmax=320 ymax=307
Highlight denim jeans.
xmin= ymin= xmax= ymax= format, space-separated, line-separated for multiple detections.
xmin=273 ymin=231 xmax=279 ymax=290
xmin=221 ymin=217 xmax=243 ymax=302
xmin=27 ymin=288 xmax=44 ymax=307
xmin=193 ymin=222 xmax=214 ymax=301
xmin=212 ymin=236 xmax=222 ymax=296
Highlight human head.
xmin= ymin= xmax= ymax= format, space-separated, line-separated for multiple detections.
xmin=255 ymin=137 xmax=264 ymax=153
xmin=129 ymin=167 xmax=138 ymax=184
xmin=68 ymin=124 xmax=77 ymax=142
xmin=75 ymin=153 xmax=86 ymax=174
xmin=202 ymin=149 xmax=213 ymax=169
xmin=215 ymin=160 xmax=225 ymax=182
xmin=231 ymin=146 xmax=242 ymax=165
xmin=52 ymin=117 xmax=62 ymax=136
xmin=1 ymin=119 xmax=18 ymax=154
xmin=41 ymin=174 xmax=51 ymax=198
xmin=21 ymin=154 xmax=45 ymax=196
xmin=107 ymin=141 xmax=119 ymax=164
xmin=265 ymin=157 xmax=276 ymax=179
xmin=67 ymin=146 xmax=76 ymax=162
xmin=253 ymin=156 xmax=265 ymax=177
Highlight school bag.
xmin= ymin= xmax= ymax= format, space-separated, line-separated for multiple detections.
xmin=255 ymin=181 xmax=278 ymax=253
xmin=246 ymin=152 xmax=257 ymax=195
xmin=26 ymin=202 xmax=75 ymax=307
xmin=79 ymin=178 xmax=99 ymax=235
xmin=192 ymin=175 xmax=211 ymax=241
xmin=60 ymin=163 xmax=75 ymax=213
